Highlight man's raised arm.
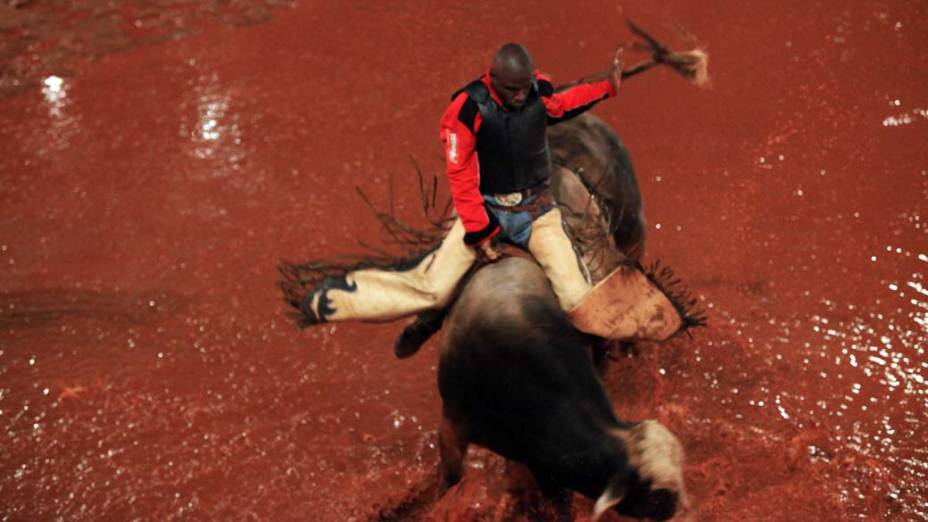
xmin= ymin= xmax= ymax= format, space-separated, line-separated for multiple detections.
xmin=541 ymin=47 xmax=624 ymax=124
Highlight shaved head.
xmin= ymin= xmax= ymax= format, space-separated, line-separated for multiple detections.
xmin=489 ymin=43 xmax=534 ymax=110
xmin=491 ymin=43 xmax=534 ymax=78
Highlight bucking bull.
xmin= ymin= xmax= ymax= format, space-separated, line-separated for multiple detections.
xmin=279 ymin=22 xmax=708 ymax=521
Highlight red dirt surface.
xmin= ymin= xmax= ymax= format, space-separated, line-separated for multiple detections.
xmin=1 ymin=1 xmax=926 ymax=520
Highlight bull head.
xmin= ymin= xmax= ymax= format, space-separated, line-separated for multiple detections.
xmin=593 ymin=420 xmax=688 ymax=521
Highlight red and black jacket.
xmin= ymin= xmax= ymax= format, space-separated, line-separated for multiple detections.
xmin=440 ymin=71 xmax=616 ymax=245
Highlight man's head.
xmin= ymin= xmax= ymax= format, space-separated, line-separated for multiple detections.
xmin=489 ymin=43 xmax=534 ymax=110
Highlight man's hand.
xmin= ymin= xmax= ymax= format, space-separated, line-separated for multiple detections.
xmin=477 ymin=240 xmax=500 ymax=261
xmin=609 ymin=46 xmax=625 ymax=93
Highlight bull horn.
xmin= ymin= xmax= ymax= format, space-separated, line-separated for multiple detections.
xmin=614 ymin=420 xmax=688 ymax=498
xmin=592 ymin=479 xmax=625 ymax=522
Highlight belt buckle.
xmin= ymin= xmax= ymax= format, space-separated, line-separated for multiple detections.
xmin=495 ymin=192 xmax=523 ymax=207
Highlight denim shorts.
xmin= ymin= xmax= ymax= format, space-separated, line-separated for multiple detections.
xmin=483 ymin=192 xmax=556 ymax=249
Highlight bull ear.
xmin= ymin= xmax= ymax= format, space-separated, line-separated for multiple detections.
xmin=591 ymin=480 xmax=625 ymax=522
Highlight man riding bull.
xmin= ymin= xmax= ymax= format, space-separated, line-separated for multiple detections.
xmin=283 ymin=43 xmax=635 ymax=348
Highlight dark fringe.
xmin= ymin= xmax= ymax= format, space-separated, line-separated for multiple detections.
xmin=625 ymin=19 xmax=711 ymax=88
xmin=551 ymin=160 xmax=626 ymax=242
xmin=557 ymin=21 xmax=710 ymax=89
xmin=636 ymin=259 xmax=707 ymax=335
xmin=551 ymin=160 xmax=624 ymax=278
xmin=278 ymin=248 xmax=437 ymax=328
xmin=278 ymin=162 xmax=451 ymax=327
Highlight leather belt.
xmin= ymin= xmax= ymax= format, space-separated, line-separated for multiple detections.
xmin=484 ymin=183 xmax=550 ymax=208
xmin=485 ymin=185 xmax=553 ymax=214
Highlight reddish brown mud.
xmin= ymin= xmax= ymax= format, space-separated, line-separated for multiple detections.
xmin=1 ymin=1 xmax=926 ymax=520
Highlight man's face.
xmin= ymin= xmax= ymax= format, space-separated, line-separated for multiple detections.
xmin=491 ymin=69 xmax=532 ymax=110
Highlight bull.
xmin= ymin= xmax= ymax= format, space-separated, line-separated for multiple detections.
xmin=437 ymin=255 xmax=686 ymax=520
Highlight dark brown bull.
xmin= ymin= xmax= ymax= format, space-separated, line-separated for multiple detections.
xmin=437 ymin=256 xmax=686 ymax=521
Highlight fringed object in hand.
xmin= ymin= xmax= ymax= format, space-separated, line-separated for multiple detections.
xmin=622 ymin=20 xmax=711 ymax=88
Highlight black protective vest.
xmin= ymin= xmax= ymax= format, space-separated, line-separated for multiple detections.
xmin=456 ymin=79 xmax=551 ymax=194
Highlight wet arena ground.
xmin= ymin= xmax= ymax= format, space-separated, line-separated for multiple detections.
xmin=1 ymin=1 xmax=926 ymax=520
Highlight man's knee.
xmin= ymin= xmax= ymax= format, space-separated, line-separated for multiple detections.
xmin=416 ymin=277 xmax=460 ymax=308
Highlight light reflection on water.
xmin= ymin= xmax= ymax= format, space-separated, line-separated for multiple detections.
xmin=804 ymin=216 xmax=927 ymax=517
xmin=180 ymin=71 xmax=245 ymax=178
xmin=880 ymin=98 xmax=928 ymax=127
xmin=695 ymin=173 xmax=928 ymax=518
xmin=2 ymin=1 xmax=926 ymax=519
xmin=41 ymin=76 xmax=66 ymax=118
xmin=882 ymin=108 xmax=928 ymax=127
xmin=36 ymin=74 xmax=80 ymax=155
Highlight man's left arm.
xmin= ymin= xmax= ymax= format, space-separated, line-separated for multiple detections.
xmin=540 ymin=47 xmax=624 ymax=124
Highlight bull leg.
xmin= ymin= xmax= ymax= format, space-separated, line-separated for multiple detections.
xmin=374 ymin=466 xmax=444 ymax=522
xmin=438 ymin=412 xmax=469 ymax=487
xmin=529 ymin=487 xmax=574 ymax=522
xmin=377 ymin=412 xmax=469 ymax=520
xmin=503 ymin=461 xmax=575 ymax=522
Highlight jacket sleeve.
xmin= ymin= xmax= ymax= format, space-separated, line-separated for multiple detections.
xmin=440 ymin=92 xmax=500 ymax=245
xmin=537 ymin=74 xmax=616 ymax=125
